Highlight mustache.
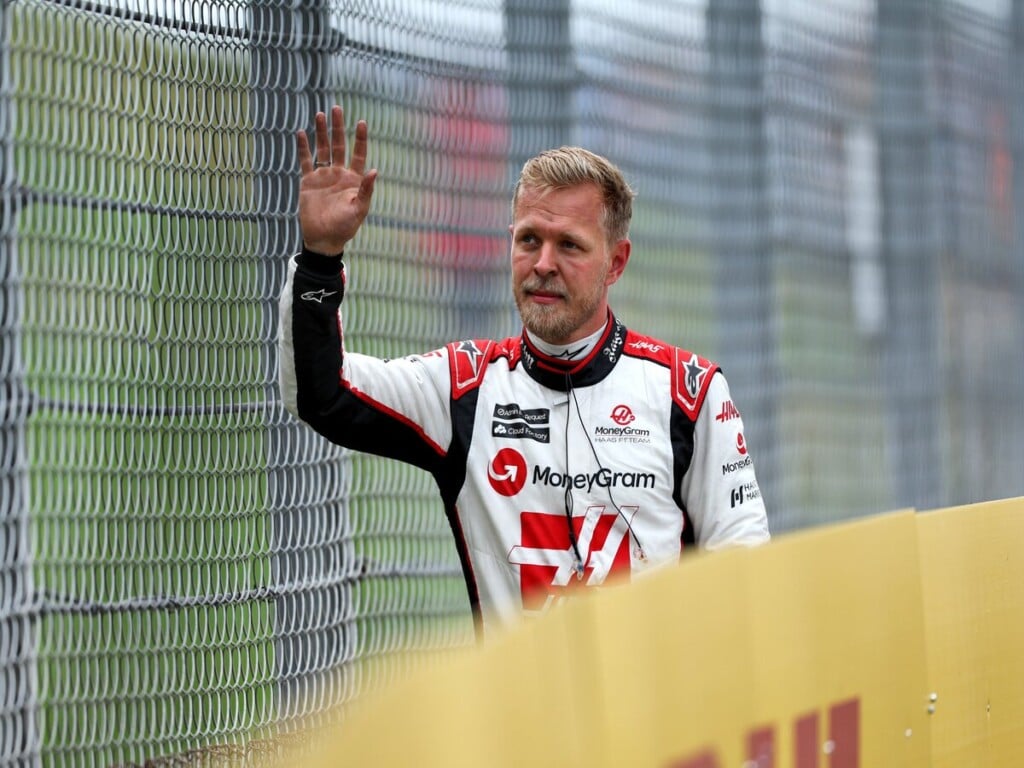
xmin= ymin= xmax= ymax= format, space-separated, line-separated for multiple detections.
xmin=520 ymin=277 xmax=566 ymax=295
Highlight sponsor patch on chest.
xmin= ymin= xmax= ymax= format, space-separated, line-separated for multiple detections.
xmin=592 ymin=403 xmax=652 ymax=444
xmin=491 ymin=402 xmax=550 ymax=443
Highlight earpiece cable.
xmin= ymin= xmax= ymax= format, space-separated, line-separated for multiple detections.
xmin=564 ymin=372 xmax=647 ymax=563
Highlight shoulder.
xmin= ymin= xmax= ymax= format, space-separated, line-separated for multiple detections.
xmin=622 ymin=329 xmax=720 ymax=421
xmin=445 ymin=335 xmax=521 ymax=399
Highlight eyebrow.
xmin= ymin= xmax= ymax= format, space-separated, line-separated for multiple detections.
xmin=515 ymin=221 xmax=591 ymax=245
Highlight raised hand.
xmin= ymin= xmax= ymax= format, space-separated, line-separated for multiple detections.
xmin=296 ymin=105 xmax=378 ymax=257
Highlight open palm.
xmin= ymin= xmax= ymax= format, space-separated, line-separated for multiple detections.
xmin=297 ymin=106 xmax=377 ymax=256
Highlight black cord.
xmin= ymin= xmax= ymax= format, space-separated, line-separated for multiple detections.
xmin=566 ymin=375 xmax=647 ymax=562
xmin=563 ymin=373 xmax=586 ymax=579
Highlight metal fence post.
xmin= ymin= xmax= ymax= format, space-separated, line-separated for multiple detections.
xmin=250 ymin=0 xmax=342 ymax=725
xmin=876 ymin=0 xmax=944 ymax=511
xmin=504 ymin=0 xmax=574 ymax=174
xmin=0 ymin=0 xmax=38 ymax=756
xmin=1011 ymin=0 xmax=1024 ymax=492
xmin=706 ymin=0 xmax=781 ymax=527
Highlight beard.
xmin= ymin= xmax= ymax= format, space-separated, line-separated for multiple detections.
xmin=513 ymin=267 xmax=608 ymax=344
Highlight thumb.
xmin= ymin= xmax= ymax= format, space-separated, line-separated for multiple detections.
xmin=358 ymin=169 xmax=378 ymax=205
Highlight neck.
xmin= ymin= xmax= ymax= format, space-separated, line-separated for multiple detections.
xmin=525 ymin=320 xmax=609 ymax=363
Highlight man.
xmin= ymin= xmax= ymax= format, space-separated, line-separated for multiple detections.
xmin=279 ymin=106 xmax=769 ymax=638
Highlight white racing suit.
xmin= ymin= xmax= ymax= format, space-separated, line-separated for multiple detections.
xmin=279 ymin=250 xmax=769 ymax=637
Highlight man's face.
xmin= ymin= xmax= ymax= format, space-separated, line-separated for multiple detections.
xmin=510 ymin=183 xmax=630 ymax=345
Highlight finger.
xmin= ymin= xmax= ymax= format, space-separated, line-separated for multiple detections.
xmin=296 ymin=129 xmax=314 ymax=175
xmin=331 ymin=105 xmax=346 ymax=168
xmin=350 ymin=120 xmax=369 ymax=175
xmin=314 ymin=111 xmax=330 ymax=165
xmin=357 ymin=169 xmax=378 ymax=205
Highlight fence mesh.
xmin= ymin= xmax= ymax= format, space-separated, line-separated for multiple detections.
xmin=1 ymin=0 xmax=1022 ymax=763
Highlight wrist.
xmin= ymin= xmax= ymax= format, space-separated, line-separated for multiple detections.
xmin=299 ymin=245 xmax=345 ymax=276
xmin=301 ymin=241 xmax=345 ymax=259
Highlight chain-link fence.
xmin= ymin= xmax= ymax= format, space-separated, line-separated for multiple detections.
xmin=2 ymin=0 xmax=1022 ymax=763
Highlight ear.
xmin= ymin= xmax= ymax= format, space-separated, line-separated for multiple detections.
xmin=605 ymin=239 xmax=631 ymax=286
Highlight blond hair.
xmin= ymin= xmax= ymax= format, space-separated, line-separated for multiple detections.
xmin=513 ymin=146 xmax=635 ymax=244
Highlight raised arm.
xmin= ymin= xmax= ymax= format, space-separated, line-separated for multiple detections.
xmin=296 ymin=105 xmax=378 ymax=256
xmin=281 ymin=107 xmax=455 ymax=474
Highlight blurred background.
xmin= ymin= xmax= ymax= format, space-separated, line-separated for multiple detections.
xmin=1 ymin=0 xmax=1022 ymax=763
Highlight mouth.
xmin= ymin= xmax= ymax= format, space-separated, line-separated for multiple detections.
xmin=528 ymin=290 xmax=563 ymax=305
xmin=522 ymin=281 xmax=565 ymax=305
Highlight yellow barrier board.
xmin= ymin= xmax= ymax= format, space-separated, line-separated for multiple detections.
xmin=302 ymin=500 xmax=1024 ymax=767
xmin=917 ymin=497 xmax=1024 ymax=767
xmin=308 ymin=593 xmax=607 ymax=767
xmin=745 ymin=510 xmax=931 ymax=768
xmin=588 ymin=510 xmax=931 ymax=767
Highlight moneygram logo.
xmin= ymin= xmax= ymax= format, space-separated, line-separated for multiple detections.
xmin=736 ymin=432 xmax=747 ymax=455
xmin=488 ymin=448 xmax=527 ymax=496
xmin=533 ymin=465 xmax=656 ymax=492
xmin=722 ymin=455 xmax=753 ymax=475
xmin=595 ymin=405 xmax=650 ymax=444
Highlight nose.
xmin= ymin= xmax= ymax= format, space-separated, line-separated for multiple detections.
xmin=533 ymin=243 xmax=558 ymax=276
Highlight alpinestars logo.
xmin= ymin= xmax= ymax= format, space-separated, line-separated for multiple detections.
xmin=507 ymin=506 xmax=634 ymax=612
xmin=300 ymin=288 xmax=337 ymax=303
xmin=683 ymin=353 xmax=708 ymax=399
xmin=452 ymin=340 xmax=486 ymax=391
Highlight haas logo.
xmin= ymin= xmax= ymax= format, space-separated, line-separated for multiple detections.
xmin=488 ymin=448 xmax=527 ymax=496
xmin=508 ymin=507 xmax=635 ymax=612
xmin=610 ymin=404 xmax=635 ymax=425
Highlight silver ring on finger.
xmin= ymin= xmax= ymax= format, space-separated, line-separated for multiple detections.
xmin=314 ymin=160 xmax=330 ymax=168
